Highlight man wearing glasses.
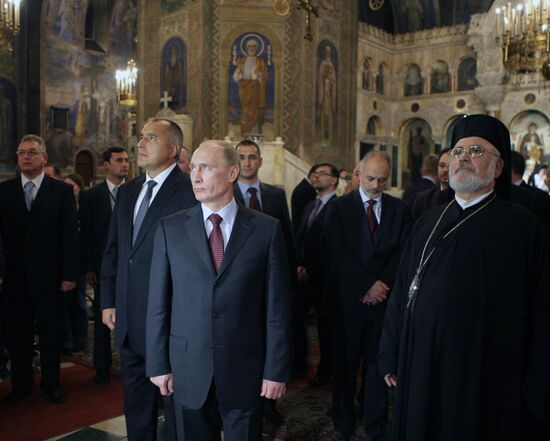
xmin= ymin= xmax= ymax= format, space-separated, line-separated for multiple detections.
xmin=0 ymin=135 xmax=79 ymax=405
xmin=295 ymin=163 xmax=339 ymax=387
xmin=379 ymin=115 xmax=550 ymax=441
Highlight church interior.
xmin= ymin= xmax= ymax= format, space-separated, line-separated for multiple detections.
xmin=1 ymin=0 xmax=549 ymax=440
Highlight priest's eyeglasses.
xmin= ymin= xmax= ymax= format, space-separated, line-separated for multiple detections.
xmin=450 ymin=145 xmax=501 ymax=159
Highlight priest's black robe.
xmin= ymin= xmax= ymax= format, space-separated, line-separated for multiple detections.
xmin=378 ymin=194 xmax=550 ymax=441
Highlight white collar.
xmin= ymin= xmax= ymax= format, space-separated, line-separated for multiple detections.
xmin=21 ymin=172 xmax=45 ymax=189
xmin=106 ymin=177 xmax=125 ymax=192
xmin=359 ymin=186 xmax=382 ymax=204
xmin=455 ymin=190 xmax=494 ymax=210
xmin=201 ymin=198 xmax=238 ymax=227
xmin=145 ymin=163 xmax=176 ymax=187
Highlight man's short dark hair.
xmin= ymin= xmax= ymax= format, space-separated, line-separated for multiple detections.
xmin=149 ymin=118 xmax=183 ymax=147
xmin=439 ymin=147 xmax=452 ymax=158
xmin=314 ymin=162 xmax=340 ymax=182
xmin=45 ymin=164 xmax=61 ymax=178
xmin=308 ymin=164 xmax=320 ymax=178
xmin=510 ymin=151 xmax=526 ymax=176
xmin=102 ymin=146 xmax=126 ymax=162
xmin=235 ymin=139 xmax=261 ymax=156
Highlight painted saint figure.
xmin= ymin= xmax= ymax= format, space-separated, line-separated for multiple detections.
xmin=519 ymin=122 xmax=544 ymax=162
xmin=408 ymin=127 xmax=430 ymax=182
xmin=233 ymin=39 xmax=269 ymax=134
xmin=318 ymin=44 xmax=337 ymax=142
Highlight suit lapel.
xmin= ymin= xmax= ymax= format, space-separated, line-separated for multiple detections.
xmin=351 ymin=190 xmax=374 ymax=252
xmin=376 ymin=193 xmax=395 ymax=244
xmin=131 ymin=167 xmax=181 ymax=252
xmin=31 ymin=176 xmax=54 ymax=212
xmin=233 ymin=184 xmax=245 ymax=205
xmin=183 ymin=205 xmax=217 ymax=277
xmin=99 ymin=181 xmax=112 ymax=214
xmin=123 ymin=176 xmax=145 ymax=248
xmin=216 ymin=206 xmax=255 ymax=280
xmin=259 ymin=182 xmax=273 ymax=214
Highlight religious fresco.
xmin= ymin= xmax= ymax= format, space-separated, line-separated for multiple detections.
xmin=401 ymin=119 xmax=434 ymax=184
xmin=0 ymin=79 xmax=16 ymax=163
xmin=161 ymin=0 xmax=188 ymax=14
xmin=457 ymin=58 xmax=478 ymax=91
xmin=43 ymin=0 xmax=137 ymax=169
xmin=376 ymin=64 xmax=385 ymax=95
xmin=316 ymin=40 xmax=338 ymax=145
xmin=404 ymin=64 xmax=423 ymax=96
xmin=228 ymin=32 xmax=275 ymax=138
xmin=362 ymin=58 xmax=372 ymax=91
xmin=160 ymin=38 xmax=187 ymax=113
xmin=430 ymin=60 xmax=450 ymax=94
xmin=510 ymin=111 xmax=550 ymax=165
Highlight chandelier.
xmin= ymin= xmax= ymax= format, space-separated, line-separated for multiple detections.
xmin=0 ymin=0 xmax=21 ymax=54
xmin=115 ymin=59 xmax=138 ymax=106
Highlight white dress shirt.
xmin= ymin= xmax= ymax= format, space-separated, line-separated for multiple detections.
xmin=359 ymin=186 xmax=382 ymax=223
xmin=133 ymin=163 xmax=177 ymax=222
xmin=455 ymin=190 xmax=494 ymax=210
xmin=21 ymin=172 xmax=45 ymax=199
xmin=201 ymin=198 xmax=239 ymax=249
xmin=237 ymin=180 xmax=263 ymax=208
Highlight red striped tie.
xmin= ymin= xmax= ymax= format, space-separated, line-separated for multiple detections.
xmin=367 ymin=199 xmax=378 ymax=239
xmin=208 ymin=214 xmax=224 ymax=272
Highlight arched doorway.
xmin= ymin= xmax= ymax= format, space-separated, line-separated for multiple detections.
xmin=399 ymin=118 xmax=435 ymax=187
xmin=75 ymin=149 xmax=95 ymax=188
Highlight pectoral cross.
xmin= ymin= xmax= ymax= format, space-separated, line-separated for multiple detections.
xmin=407 ymin=272 xmax=421 ymax=309
xmin=297 ymin=0 xmax=319 ymax=41
xmin=160 ymin=91 xmax=172 ymax=110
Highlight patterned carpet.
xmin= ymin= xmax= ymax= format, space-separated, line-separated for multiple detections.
xmin=63 ymin=319 xmax=341 ymax=441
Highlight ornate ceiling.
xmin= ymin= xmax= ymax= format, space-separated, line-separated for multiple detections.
xmin=359 ymin=0 xmax=494 ymax=34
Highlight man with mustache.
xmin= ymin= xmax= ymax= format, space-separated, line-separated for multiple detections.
xmin=378 ymin=114 xmax=550 ymax=441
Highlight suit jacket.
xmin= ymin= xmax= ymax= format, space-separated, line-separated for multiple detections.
xmin=100 ymin=166 xmax=196 ymax=356
xmin=0 ymin=175 xmax=79 ymax=299
xmin=146 ymin=204 xmax=292 ymax=409
xmin=234 ymin=181 xmax=296 ymax=270
xmin=295 ymin=194 xmax=336 ymax=283
xmin=519 ymin=181 xmax=550 ymax=234
xmin=402 ymin=177 xmax=437 ymax=207
xmin=411 ymin=187 xmax=454 ymax=220
xmin=324 ymin=190 xmax=412 ymax=315
xmin=79 ymin=180 xmax=112 ymax=274
xmin=291 ymin=178 xmax=317 ymax=234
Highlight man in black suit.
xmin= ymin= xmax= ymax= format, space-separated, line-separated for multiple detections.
xmin=510 ymin=150 xmax=550 ymax=233
xmin=233 ymin=139 xmax=295 ymax=425
xmin=0 ymin=134 xmax=79 ymax=405
xmin=291 ymin=165 xmax=318 ymax=233
xmin=80 ymin=146 xmax=129 ymax=384
xmin=324 ymin=151 xmax=412 ymax=441
xmin=401 ymin=153 xmax=438 ymax=207
xmin=295 ymin=163 xmax=339 ymax=385
xmin=146 ymin=140 xmax=292 ymax=441
xmin=410 ymin=148 xmax=452 ymax=220
xmin=101 ymin=119 xmax=196 ymax=441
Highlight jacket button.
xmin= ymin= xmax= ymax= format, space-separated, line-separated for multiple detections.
xmin=212 ymin=312 xmax=219 ymax=318
xmin=128 ymin=259 xmax=132 ymax=264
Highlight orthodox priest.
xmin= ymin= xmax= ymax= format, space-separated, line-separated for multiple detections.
xmin=378 ymin=114 xmax=550 ymax=441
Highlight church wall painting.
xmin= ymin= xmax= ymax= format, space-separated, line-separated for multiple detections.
xmin=430 ymin=60 xmax=450 ymax=94
xmin=43 ymin=0 xmax=137 ymax=171
xmin=161 ymin=0 xmax=188 ymax=15
xmin=316 ymin=40 xmax=338 ymax=145
xmin=228 ymin=32 xmax=275 ymax=138
xmin=457 ymin=57 xmax=478 ymax=91
xmin=404 ymin=64 xmax=423 ymax=97
xmin=509 ymin=110 xmax=550 ymax=165
xmin=0 ymin=78 xmax=16 ymax=163
xmin=160 ymin=37 xmax=187 ymax=113
xmin=400 ymin=118 xmax=434 ymax=186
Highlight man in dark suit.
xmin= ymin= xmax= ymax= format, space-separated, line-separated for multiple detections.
xmin=294 ymin=163 xmax=339 ymax=385
xmin=233 ymin=139 xmax=295 ymax=426
xmin=80 ymin=146 xmax=129 ymax=384
xmin=291 ymin=165 xmax=318 ymax=233
xmin=510 ymin=150 xmax=550 ymax=233
xmin=325 ymin=151 xmax=412 ymax=441
xmin=146 ymin=140 xmax=292 ymax=441
xmin=410 ymin=148 xmax=453 ymax=220
xmin=402 ymin=153 xmax=438 ymax=207
xmin=101 ymin=119 xmax=196 ymax=441
xmin=0 ymin=134 xmax=79 ymax=405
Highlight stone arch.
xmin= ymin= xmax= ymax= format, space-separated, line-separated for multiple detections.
xmin=74 ymin=148 xmax=96 ymax=187
xmin=160 ymin=37 xmax=187 ymax=113
xmin=399 ymin=118 xmax=435 ymax=186
xmin=443 ymin=114 xmax=466 ymax=149
xmin=361 ymin=57 xmax=373 ymax=90
xmin=366 ymin=115 xmax=383 ymax=135
xmin=404 ymin=64 xmax=424 ymax=97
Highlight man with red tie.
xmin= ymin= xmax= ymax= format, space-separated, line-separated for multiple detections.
xmin=324 ymin=151 xmax=412 ymax=441
xmin=146 ymin=140 xmax=292 ymax=441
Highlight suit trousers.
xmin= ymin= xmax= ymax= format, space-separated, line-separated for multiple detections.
xmin=177 ymin=380 xmax=263 ymax=441
xmin=92 ymin=285 xmax=112 ymax=372
xmin=332 ymin=304 xmax=388 ymax=438
xmin=119 ymin=340 xmax=177 ymax=441
xmin=7 ymin=285 xmax=61 ymax=393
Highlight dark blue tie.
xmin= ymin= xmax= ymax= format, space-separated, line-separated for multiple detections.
xmin=133 ymin=180 xmax=157 ymax=244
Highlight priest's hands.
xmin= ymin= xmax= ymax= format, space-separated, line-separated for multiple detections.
xmin=362 ymin=280 xmax=390 ymax=305
xmin=297 ymin=266 xmax=308 ymax=283
xmin=151 ymin=374 xmax=174 ymax=396
xmin=384 ymin=373 xmax=397 ymax=387
xmin=102 ymin=308 xmax=116 ymax=330
xmin=261 ymin=379 xmax=286 ymax=400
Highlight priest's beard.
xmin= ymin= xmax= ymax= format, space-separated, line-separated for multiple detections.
xmin=449 ymin=157 xmax=497 ymax=194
